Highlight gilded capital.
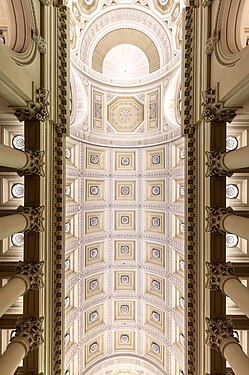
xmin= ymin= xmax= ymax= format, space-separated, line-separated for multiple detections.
xmin=205 ymin=206 xmax=234 ymax=234
xmin=18 ymin=150 xmax=45 ymax=177
xmin=10 ymin=317 xmax=44 ymax=356
xmin=202 ymin=89 xmax=237 ymax=123
xmin=206 ymin=318 xmax=240 ymax=356
xmin=15 ymin=88 xmax=49 ymax=122
xmin=13 ymin=261 xmax=44 ymax=291
xmin=17 ymin=205 xmax=45 ymax=232
xmin=205 ymin=150 xmax=234 ymax=177
xmin=205 ymin=262 xmax=239 ymax=292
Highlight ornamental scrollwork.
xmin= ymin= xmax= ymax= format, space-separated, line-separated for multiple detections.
xmin=17 ymin=205 xmax=45 ymax=232
xmin=10 ymin=317 xmax=44 ymax=356
xmin=15 ymin=88 xmax=49 ymax=122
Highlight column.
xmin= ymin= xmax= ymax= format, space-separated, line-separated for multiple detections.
xmin=0 ymin=144 xmax=45 ymax=176
xmin=205 ymin=207 xmax=249 ymax=241
xmin=206 ymin=262 xmax=249 ymax=318
xmin=0 ymin=205 xmax=45 ymax=240
xmin=205 ymin=146 xmax=249 ymax=177
xmin=206 ymin=318 xmax=249 ymax=375
xmin=0 ymin=261 xmax=44 ymax=317
xmin=0 ymin=317 xmax=44 ymax=375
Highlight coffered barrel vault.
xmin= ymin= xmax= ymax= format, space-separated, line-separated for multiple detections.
xmin=65 ymin=0 xmax=185 ymax=374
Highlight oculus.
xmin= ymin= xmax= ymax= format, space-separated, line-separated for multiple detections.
xmin=11 ymin=183 xmax=24 ymax=198
xmin=226 ymin=233 xmax=239 ymax=248
xmin=12 ymin=135 xmax=25 ymax=150
xmin=11 ymin=233 xmax=24 ymax=247
xmin=226 ymin=136 xmax=238 ymax=151
xmin=226 ymin=184 xmax=239 ymax=199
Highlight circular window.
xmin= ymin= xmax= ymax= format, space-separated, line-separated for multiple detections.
xmin=226 ymin=136 xmax=238 ymax=151
xmin=226 ymin=184 xmax=239 ymax=199
xmin=226 ymin=233 xmax=239 ymax=248
xmin=12 ymin=135 xmax=25 ymax=150
xmin=11 ymin=183 xmax=24 ymax=198
xmin=11 ymin=233 xmax=24 ymax=247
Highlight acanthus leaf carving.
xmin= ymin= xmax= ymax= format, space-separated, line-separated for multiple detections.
xmin=32 ymin=28 xmax=47 ymax=54
xmin=14 ymin=261 xmax=45 ymax=291
xmin=202 ymin=88 xmax=237 ymax=123
xmin=205 ymin=150 xmax=234 ymax=177
xmin=205 ymin=262 xmax=239 ymax=292
xmin=17 ymin=205 xmax=45 ymax=232
xmin=205 ymin=206 xmax=234 ymax=234
xmin=18 ymin=150 xmax=45 ymax=177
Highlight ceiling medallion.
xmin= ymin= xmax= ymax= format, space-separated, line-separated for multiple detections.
xmin=151 ymin=280 xmax=160 ymax=290
xmin=151 ymin=311 xmax=160 ymax=322
xmin=120 ymin=108 xmax=132 ymax=122
xmin=151 ymin=155 xmax=160 ymax=164
xmin=180 ymin=149 xmax=185 ymax=159
xmin=65 ymin=258 xmax=70 ymax=271
xmin=89 ymin=342 xmax=98 ymax=353
xmin=120 ymin=305 xmax=129 ymax=314
xmin=151 ymin=342 xmax=160 ymax=353
xmin=89 ymin=279 xmax=98 ymax=290
xmin=65 ymin=296 xmax=70 ymax=309
xmin=151 ymin=217 xmax=160 ymax=227
xmin=152 ymin=248 xmax=160 ymax=258
xmin=90 ymin=154 xmax=99 ymax=164
xmin=179 ymin=259 xmax=185 ymax=271
xmin=226 ymin=136 xmax=238 ymax=151
xmin=226 ymin=184 xmax=239 ymax=199
xmin=226 ymin=233 xmax=239 ymax=248
xmin=120 ymin=275 xmax=129 ymax=284
xmin=179 ymin=297 xmax=185 ymax=309
xmin=180 ymin=186 xmax=185 ymax=196
xmin=90 ymin=217 xmax=99 ymax=226
xmin=151 ymin=186 xmax=160 ymax=195
xmin=90 ymin=186 xmax=99 ymax=195
xmin=179 ymin=222 xmax=185 ymax=233
xmin=65 ymin=185 xmax=71 ymax=196
xmin=89 ymin=311 xmax=98 ymax=322
xmin=11 ymin=183 xmax=25 ymax=198
xmin=90 ymin=248 xmax=98 ymax=258
xmin=121 ymin=157 xmax=130 ymax=166
xmin=120 ymin=245 xmax=130 ymax=255
xmin=120 ymin=334 xmax=129 ymax=344
xmin=65 ymin=222 xmax=71 ymax=233
xmin=121 ymin=186 xmax=130 ymax=195
xmin=121 ymin=216 xmax=129 ymax=225
xmin=65 ymin=147 xmax=71 ymax=159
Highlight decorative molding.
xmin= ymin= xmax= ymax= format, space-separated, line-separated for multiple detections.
xmin=205 ymin=206 xmax=234 ymax=234
xmin=32 ymin=29 xmax=47 ymax=54
xmin=205 ymin=262 xmax=239 ymax=292
xmin=17 ymin=205 xmax=45 ymax=232
xmin=40 ymin=0 xmax=50 ymax=5
xmin=10 ymin=317 xmax=44 ymax=357
xmin=13 ymin=261 xmax=45 ymax=291
xmin=17 ymin=150 xmax=45 ymax=177
xmin=205 ymin=30 xmax=220 ymax=55
xmin=15 ymin=88 xmax=49 ymax=122
xmin=201 ymin=89 xmax=237 ymax=123
xmin=205 ymin=318 xmax=240 ymax=357
xmin=205 ymin=150 xmax=234 ymax=177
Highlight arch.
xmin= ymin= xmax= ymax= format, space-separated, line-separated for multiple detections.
xmin=92 ymin=28 xmax=161 ymax=73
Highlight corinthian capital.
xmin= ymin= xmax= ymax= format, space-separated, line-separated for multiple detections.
xmin=205 ymin=262 xmax=239 ymax=292
xmin=206 ymin=318 xmax=239 ymax=356
xmin=205 ymin=150 xmax=234 ymax=177
xmin=17 ymin=205 xmax=45 ymax=232
xmin=10 ymin=317 xmax=44 ymax=356
xmin=202 ymin=89 xmax=237 ymax=123
xmin=13 ymin=261 xmax=44 ymax=291
xmin=205 ymin=206 xmax=234 ymax=234
xmin=17 ymin=150 xmax=45 ymax=177
xmin=15 ymin=88 xmax=49 ymax=122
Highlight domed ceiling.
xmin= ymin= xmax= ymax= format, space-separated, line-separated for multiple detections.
xmin=65 ymin=1 xmax=185 ymax=374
